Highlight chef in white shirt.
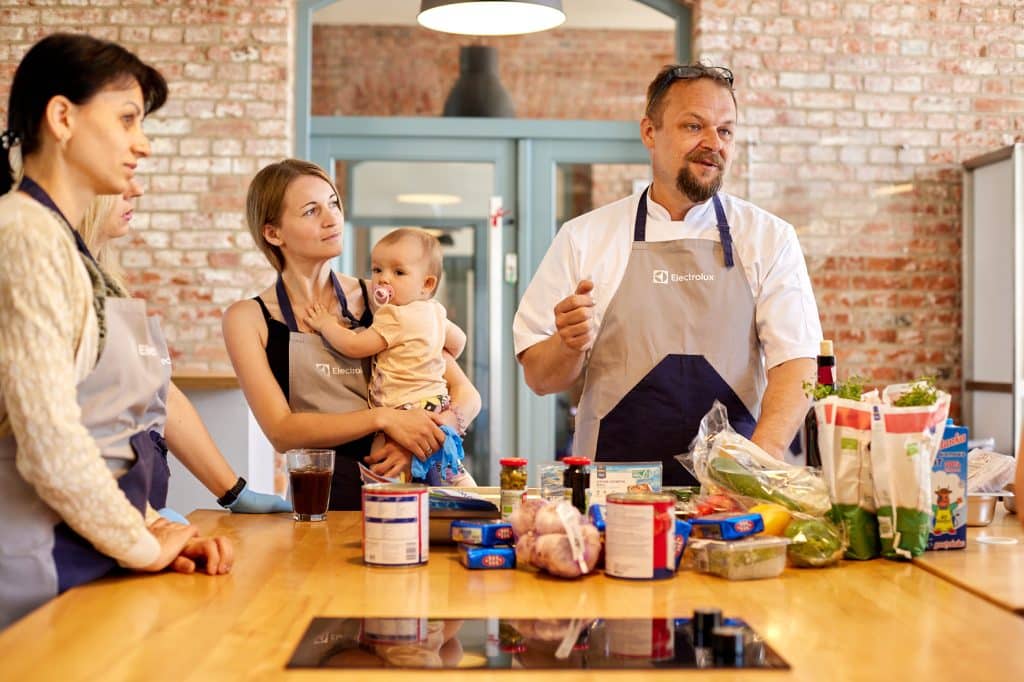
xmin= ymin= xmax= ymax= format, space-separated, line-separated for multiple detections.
xmin=513 ymin=63 xmax=823 ymax=485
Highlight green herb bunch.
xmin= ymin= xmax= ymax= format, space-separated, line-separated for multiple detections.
xmin=804 ymin=375 xmax=868 ymax=402
xmin=891 ymin=376 xmax=938 ymax=407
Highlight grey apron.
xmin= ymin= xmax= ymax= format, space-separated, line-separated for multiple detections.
xmin=0 ymin=178 xmax=171 ymax=627
xmin=275 ymin=274 xmax=373 ymax=511
xmin=574 ymin=188 xmax=765 ymax=486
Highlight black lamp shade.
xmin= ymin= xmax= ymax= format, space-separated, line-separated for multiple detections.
xmin=442 ymin=45 xmax=515 ymax=118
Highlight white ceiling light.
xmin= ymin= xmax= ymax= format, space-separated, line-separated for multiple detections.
xmin=396 ymin=193 xmax=463 ymax=205
xmin=418 ymin=0 xmax=566 ymax=36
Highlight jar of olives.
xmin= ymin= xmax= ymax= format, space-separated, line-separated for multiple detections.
xmin=499 ymin=458 xmax=528 ymax=520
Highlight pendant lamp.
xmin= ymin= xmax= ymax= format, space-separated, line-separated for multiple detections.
xmin=418 ymin=0 xmax=565 ymax=36
xmin=442 ymin=45 xmax=515 ymax=117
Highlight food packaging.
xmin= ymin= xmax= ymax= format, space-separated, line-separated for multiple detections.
xmin=690 ymin=512 xmax=764 ymax=540
xmin=685 ymin=537 xmax=789 ymax=580
xmin=927 ymin=420 xmax=968 ymax=550
xmin=458 ymin=544 xmax=516 ymax=569
xmin=815 ymin=395 xmax=880 ymax=560
xmin=588 ymin=462 xmax=663 ymax=507
xmin=450 ymin=519 xmax=514 ymax=547
xmin=871 ymin=384 xmax=950 ymax=560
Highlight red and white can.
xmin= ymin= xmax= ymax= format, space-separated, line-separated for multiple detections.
xmin=604 ymin=492 xmax=677 ymax=580
xmin=362 ymin=483 xmax=429 ymax=566
xmin=605 ymin=618 xmax=675 ymax=660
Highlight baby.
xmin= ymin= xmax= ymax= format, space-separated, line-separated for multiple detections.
xmin=304 ymin=227 xmax=475 ymax=486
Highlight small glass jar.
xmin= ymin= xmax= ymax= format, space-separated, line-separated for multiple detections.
xmin=499 ymin=457 xmax=528 ymax=520
xmin=562 ymin=456 xmax=591 ymax=513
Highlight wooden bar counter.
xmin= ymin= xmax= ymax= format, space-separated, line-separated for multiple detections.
xmin=2 ymin=511 xmax=1023 ymax=680
xmin=914 ymin=506 xmax=1024 ymax=614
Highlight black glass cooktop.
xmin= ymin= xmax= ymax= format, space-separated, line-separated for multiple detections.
xmin=286 ymin=614 xmax=789 ymax=670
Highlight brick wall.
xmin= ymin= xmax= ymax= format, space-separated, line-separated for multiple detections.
xmin=692 ymin=0 xmax=1024 ymax=414
xmin=311 ymin=24 xmax=675 ymax=118
xmin=0 ymin=0 xmax=292 ymax=372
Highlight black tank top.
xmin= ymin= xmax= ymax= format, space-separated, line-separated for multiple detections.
xmin=253 ymin=279 xmax=375 ymax=511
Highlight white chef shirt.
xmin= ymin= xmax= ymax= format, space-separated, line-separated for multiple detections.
xmin=513 ymin=189 xmax=822 ymax=370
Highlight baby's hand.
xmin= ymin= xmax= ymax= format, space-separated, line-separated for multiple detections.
xmin=303 ymin=302 xmax=333 ymax=332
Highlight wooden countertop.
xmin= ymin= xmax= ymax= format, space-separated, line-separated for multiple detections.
xmin=914 ymin=506 xmax=1024 ymax=613
xmin=171 ymin=371 xmax=239 ymax=390
xmin=2 ymin=511 xmax=1023 ymax=680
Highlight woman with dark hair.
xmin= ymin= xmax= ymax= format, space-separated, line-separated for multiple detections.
xmin=223 ymin=159 xmax=481 ymax=510
xmin=0 ymin=33 xmax=232 ymax=629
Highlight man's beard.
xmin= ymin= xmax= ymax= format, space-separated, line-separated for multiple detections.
xmin=675 ymin=152 xmax=725 ymax=203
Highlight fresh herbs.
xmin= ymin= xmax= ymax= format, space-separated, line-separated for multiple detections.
xmin=804 ymin=375 xmax=867 ymax=402
xmin=891 ymin=377 xmax=938 ymax=407
xmin=805 ymin=375 xmax=940 ymax=406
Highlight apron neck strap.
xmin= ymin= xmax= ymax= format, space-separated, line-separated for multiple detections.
xmin=19 ymin=175 xmax=99 ymax=264
xmin=276 ymin=271 xmax=359 ymax=333
xmin=711 ymin=194 xmax=735 ymax=268
xmin=633 ymin=187 xmax=649 ymax=242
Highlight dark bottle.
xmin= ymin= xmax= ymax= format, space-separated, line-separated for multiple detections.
xmin=804 ymin=339 xmax=836 ymax=468
xmin=562 ymin=457 xmax=590 ymax=513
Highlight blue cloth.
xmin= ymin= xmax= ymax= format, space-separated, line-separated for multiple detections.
xmin=411 ymin=425 xmax=466 ymax=486
xmin=157 ymin=507 xmax=190 ymax=525
xmin=226 ymin=483 xmax=292 ymax=513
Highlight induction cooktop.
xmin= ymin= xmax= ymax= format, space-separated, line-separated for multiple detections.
xmin=286 ymin=613 xmax=789 ymax=670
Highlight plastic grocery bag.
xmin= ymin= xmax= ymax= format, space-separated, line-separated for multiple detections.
xmin=679 ymin=403 xmax=844 ymax=568
xmin=870 ymin=384 xmax=950 ymax=560
xmin=680 ymin=402 xmax=832 ymax=518
xmin=815 ymin=394 xmax=879 ymax=560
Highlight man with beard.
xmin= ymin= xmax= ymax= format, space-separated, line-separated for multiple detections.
xmin=513 ymin=64 xmax=822 ymax=485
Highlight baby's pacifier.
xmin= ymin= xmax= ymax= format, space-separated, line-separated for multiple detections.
xmin=372 ymin=284 xmax=394 ymax=305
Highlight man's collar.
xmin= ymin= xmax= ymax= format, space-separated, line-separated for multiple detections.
xmin=645 ymin=189 xmax=714 ymax=222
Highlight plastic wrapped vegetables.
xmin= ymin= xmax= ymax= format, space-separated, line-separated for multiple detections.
xmin=679 ymin=402 xmax=842 ymax=568
xmin=680 ymin=403 xmax=832 ymax=518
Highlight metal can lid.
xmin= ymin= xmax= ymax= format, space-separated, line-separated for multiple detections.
xmin=499 ymin=457 xmax=528 ymax=467
xmin=562 ymin=456 xmax=591 ymax=466
xmin=606 ymin=491 xmax=676 ymax=505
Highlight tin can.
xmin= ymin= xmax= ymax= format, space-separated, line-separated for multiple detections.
xmin=604 ymin=492 xmax=677 ymax=579
xmin=362 ymin=483 xmax=429 ymax=566
xmin=605 ymin=618 xmax=674 ymax=660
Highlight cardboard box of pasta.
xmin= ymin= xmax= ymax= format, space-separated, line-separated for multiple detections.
xmin=927 ymin=419 xmax=968 ymax=551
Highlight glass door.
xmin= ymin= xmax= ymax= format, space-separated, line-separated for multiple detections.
xmin=311 ymin=137 xmax=517 ymax=485
xmin=517 ymin=139 xmax=651 ymax=480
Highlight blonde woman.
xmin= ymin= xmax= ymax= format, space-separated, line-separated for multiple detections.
xmin=223 ymin=160 xmax=481 ymax=510
xmin=78 ymin=181 xmax=290 ymax=516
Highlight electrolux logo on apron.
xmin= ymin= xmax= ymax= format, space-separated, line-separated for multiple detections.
xmin=315 ymin=362 xmax=362 ymax=377
xmin=652 ymin=269 xmax=715 ymax=284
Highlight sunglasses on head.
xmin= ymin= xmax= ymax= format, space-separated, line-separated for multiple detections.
xmin=651 ymin=65 xmax=735 ymax=104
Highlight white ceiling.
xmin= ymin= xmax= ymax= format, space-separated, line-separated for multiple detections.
xmin=313 ymin=0 xmax=676 ymax=31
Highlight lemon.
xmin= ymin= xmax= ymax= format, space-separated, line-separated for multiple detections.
xmin=749 ymin=503 xmax=792 ymax=536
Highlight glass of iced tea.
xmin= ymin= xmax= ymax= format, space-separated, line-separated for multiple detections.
xmin=286 ymin=449 xmax=334 ymax=521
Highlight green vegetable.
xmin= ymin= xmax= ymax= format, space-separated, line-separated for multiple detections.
xmin=804 ymin=375 xmax=867 ymax=401
xmin=784 ymin=518 xmax=844 ymax=567
xmin=707 ymin=456 xmax=830 ymax=517
xmin=891 ymin=377 xmax=938 ymax=407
